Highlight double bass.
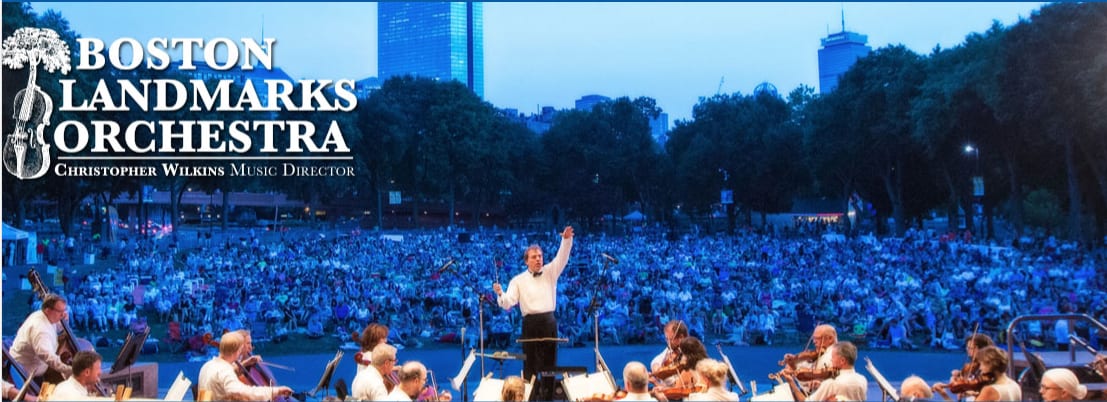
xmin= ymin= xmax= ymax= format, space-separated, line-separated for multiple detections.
xmin=27 ymin=271 xmax=94 ymax=379
xmin=3 ymin=50 xmax=53 ymax=180
xmin=26 ymin=270 xmax=110 ymax=396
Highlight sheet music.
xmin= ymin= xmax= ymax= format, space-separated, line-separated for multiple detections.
xmin=164 ymin=371 xmax=192 ymax=401
xmin=716 ymin=345 xmax=747 ymax=395
xmin=864 ymin=357 xmax=900 ymax=402
xmin=750 ymin=382 xmax=794 ymax=402
xmin=562 ymin=370 xmax=616 ymax=402
xmin=452 ymin=349 xmax=477 ymax=391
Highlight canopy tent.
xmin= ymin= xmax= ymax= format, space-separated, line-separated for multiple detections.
xmin=2 ymin=223 xmax=38 ymax=265
xmin=623 ymin=211 xmax=646 ymax=221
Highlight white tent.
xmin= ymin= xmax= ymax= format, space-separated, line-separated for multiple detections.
xmin=623 ymin=211 xmax=646 ymax=221
xmin=3 ymin=223 xmax=38 ymax=265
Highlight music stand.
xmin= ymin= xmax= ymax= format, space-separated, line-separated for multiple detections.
xmin=863 ymin=357 xmax=900 ymax=402
xmin=451 ymin=349 xmax=476 ymax=392
xmin=476 ymin=351 xmax=524 ymax=378
xmin=594 ymin=348 xmax=616 ymax=391
xmin=111 ymin=327 xmax=151 ymax=374
xmin=308 ymin=350 xmax=344 ymax=398
xmin=586 ymin=256 xmax=615 ymax=364
xmin=442 ymin=260 xmax=492 ymax=381
xmin=714 ymin=342 xmax=748 ymax=396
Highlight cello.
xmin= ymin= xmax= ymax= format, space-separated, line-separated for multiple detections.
xmin=3 ymin=47 xmax=53 ymax=180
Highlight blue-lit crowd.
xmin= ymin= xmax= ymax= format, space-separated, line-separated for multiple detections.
xmin=36 ymin=224 xmax=1107 ymax=355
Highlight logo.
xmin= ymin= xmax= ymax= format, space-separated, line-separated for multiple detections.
xmin=1 ymin=27 xmax=71 ymax=180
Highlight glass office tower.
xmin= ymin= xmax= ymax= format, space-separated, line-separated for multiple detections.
xmin=817 ymin=30 xmax=871 ymax=94
xmin=378 ymin=2 xmax=484 ymax=97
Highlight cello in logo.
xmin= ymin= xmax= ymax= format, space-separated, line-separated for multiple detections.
xmin=1 ymin=27 xmax=70 ymax=180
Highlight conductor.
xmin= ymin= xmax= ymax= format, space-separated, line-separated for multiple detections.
xmin=493 ymin=226 xmax=574 ymax=381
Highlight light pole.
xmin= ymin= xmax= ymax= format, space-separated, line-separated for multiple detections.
xmin=963 ymin=144 xmax=982 ymax=240
xmin=718 ymin=168 xmax=731 ymax=233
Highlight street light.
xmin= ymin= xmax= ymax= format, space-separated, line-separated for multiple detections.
xmin=963 ymin=144 xmax=983 ymax=240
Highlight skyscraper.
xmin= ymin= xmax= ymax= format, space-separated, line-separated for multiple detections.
xmin=817 ymin=17 xmax=871 ymax=94
xmin=378 ymin=2 xmax=484 ymax=97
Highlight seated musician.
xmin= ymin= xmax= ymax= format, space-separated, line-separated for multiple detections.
xmin=500 ymin=376 xmax=526 ymax=402
xmin=385 ymin=361 xmax=452 ymax=402
xmin=650 ymin=320 xmax=689 ymax=387
xmin=1040 ymin=368 xmax=1088 ymax=402
xmin=356 ymin=323 xmax=390 ymax=373
xmin=899 ymin=375 xmax=934 ymax=401
xmin=49 ymin=350 xmax=101 ymax=401
xmin=652 ymin=337 xmax=708 ymax=397
xmin=198 ymin=331 xmax=292 ymax=401
xmin=234 ymin=329 xmax=263 ymax=370
xmin=351 ymin=344 xmax=398 ymax=401
xmin=782 ymin=324 xmax=837 ymax=373
xmin=788 ymin=341 xmax=866 ymax=402
xmin=932 ymin=333 xmax=994 ymax=400
xmin=686 ymin=359 xmax=737 ymax=402
xmin=968 ymin=346 xmax=1020 ymax=402
xmin=622 ymin=362 xmax=657 ymax=402
xmin=10 ymin=294 xmax=73 ymax=381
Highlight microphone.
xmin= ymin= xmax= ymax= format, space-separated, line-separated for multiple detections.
xmin=601 ymin=253 xmax=619 ymax=264
xmin=437 ymin=259 xmax=456 ymax=273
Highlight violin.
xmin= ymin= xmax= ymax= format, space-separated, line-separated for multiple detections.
xmin=779 ymin=349 xmax=821 ymax=368
xmin=651 ymin=363 xmax=682 ymax=381
xmin=416 ymin=370 xmax=449 ymax=402
xmin=660 ymin=383 xmax=706 ymax=400
xmin=585 ymin=389 xmax=628 ymax=401
xmin=652 ymin=347 xmax=684 ymax=381
xmin=793 ymin=368 xmax=838 ymax=382
xmin=948 ymin=372 xmax=995 ymax=394
xmin=3 ymin=46 xmax=53 ymax=180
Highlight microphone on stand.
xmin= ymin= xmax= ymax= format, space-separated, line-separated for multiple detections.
xmin=601 ymin=253 xmax=619 ymax=264
xmin=437 ymin=259 xmax=456 ymax=274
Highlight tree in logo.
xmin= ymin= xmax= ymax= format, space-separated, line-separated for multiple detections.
xmin=1 ymin=27 xmax=71 ymax=180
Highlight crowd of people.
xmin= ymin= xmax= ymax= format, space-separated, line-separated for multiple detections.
xmin=8 ymin=221 xmax=1107 ymax=402
xmin=23 ymin=224 xmax=1107 ymax=358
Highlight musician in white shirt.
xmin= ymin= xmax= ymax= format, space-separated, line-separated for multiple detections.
xmin=384 ymin=361 xmax=451 ymax=402
xmin=197 ymin=331 xmax=292 ymax=401
xmin=351 ymin=344 xmax=396 ymax=401
xmin=10 ymin=294 xmax=72 ymax=380
xmin=799 ymin=342 xmax=867 ymax=402
xmin=49 ymin=351 xmax=102 ymax=401
xmin=621 ymin=362 xmax=657 ymax=402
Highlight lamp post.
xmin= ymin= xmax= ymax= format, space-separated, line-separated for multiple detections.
xmin=718 ymin=168 xmax=731 ymax=233
xmin=963 ymin=144 xmax=983 ymax=240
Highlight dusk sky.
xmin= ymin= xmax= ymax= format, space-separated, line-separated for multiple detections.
xmin=29 ymin=2 xmax=1045 ymax=123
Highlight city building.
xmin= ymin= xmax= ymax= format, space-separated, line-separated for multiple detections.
xmin=378 ymin=2 xmax=484 ymax=97
xmin=574 ymin=94 xmax=669 ymax=145
xmin=817 ymin=17 xmax=871 ymax=94
xmin=575 ymin=94 xmax=611 ymax=112
xmin=168 ymin=60 xmax=294 ymax=109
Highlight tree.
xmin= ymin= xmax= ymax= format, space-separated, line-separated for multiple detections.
xmin=539 ymin=97 xmax=663 ymax=228
xmin=827 ymin=45 xmax=928 ymax=236
xmin=999 ymin=3 xmax=1107 ymax=240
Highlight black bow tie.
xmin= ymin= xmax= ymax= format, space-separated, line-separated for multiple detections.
xmin=532 ymin=271 xmax=543 ymax=278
